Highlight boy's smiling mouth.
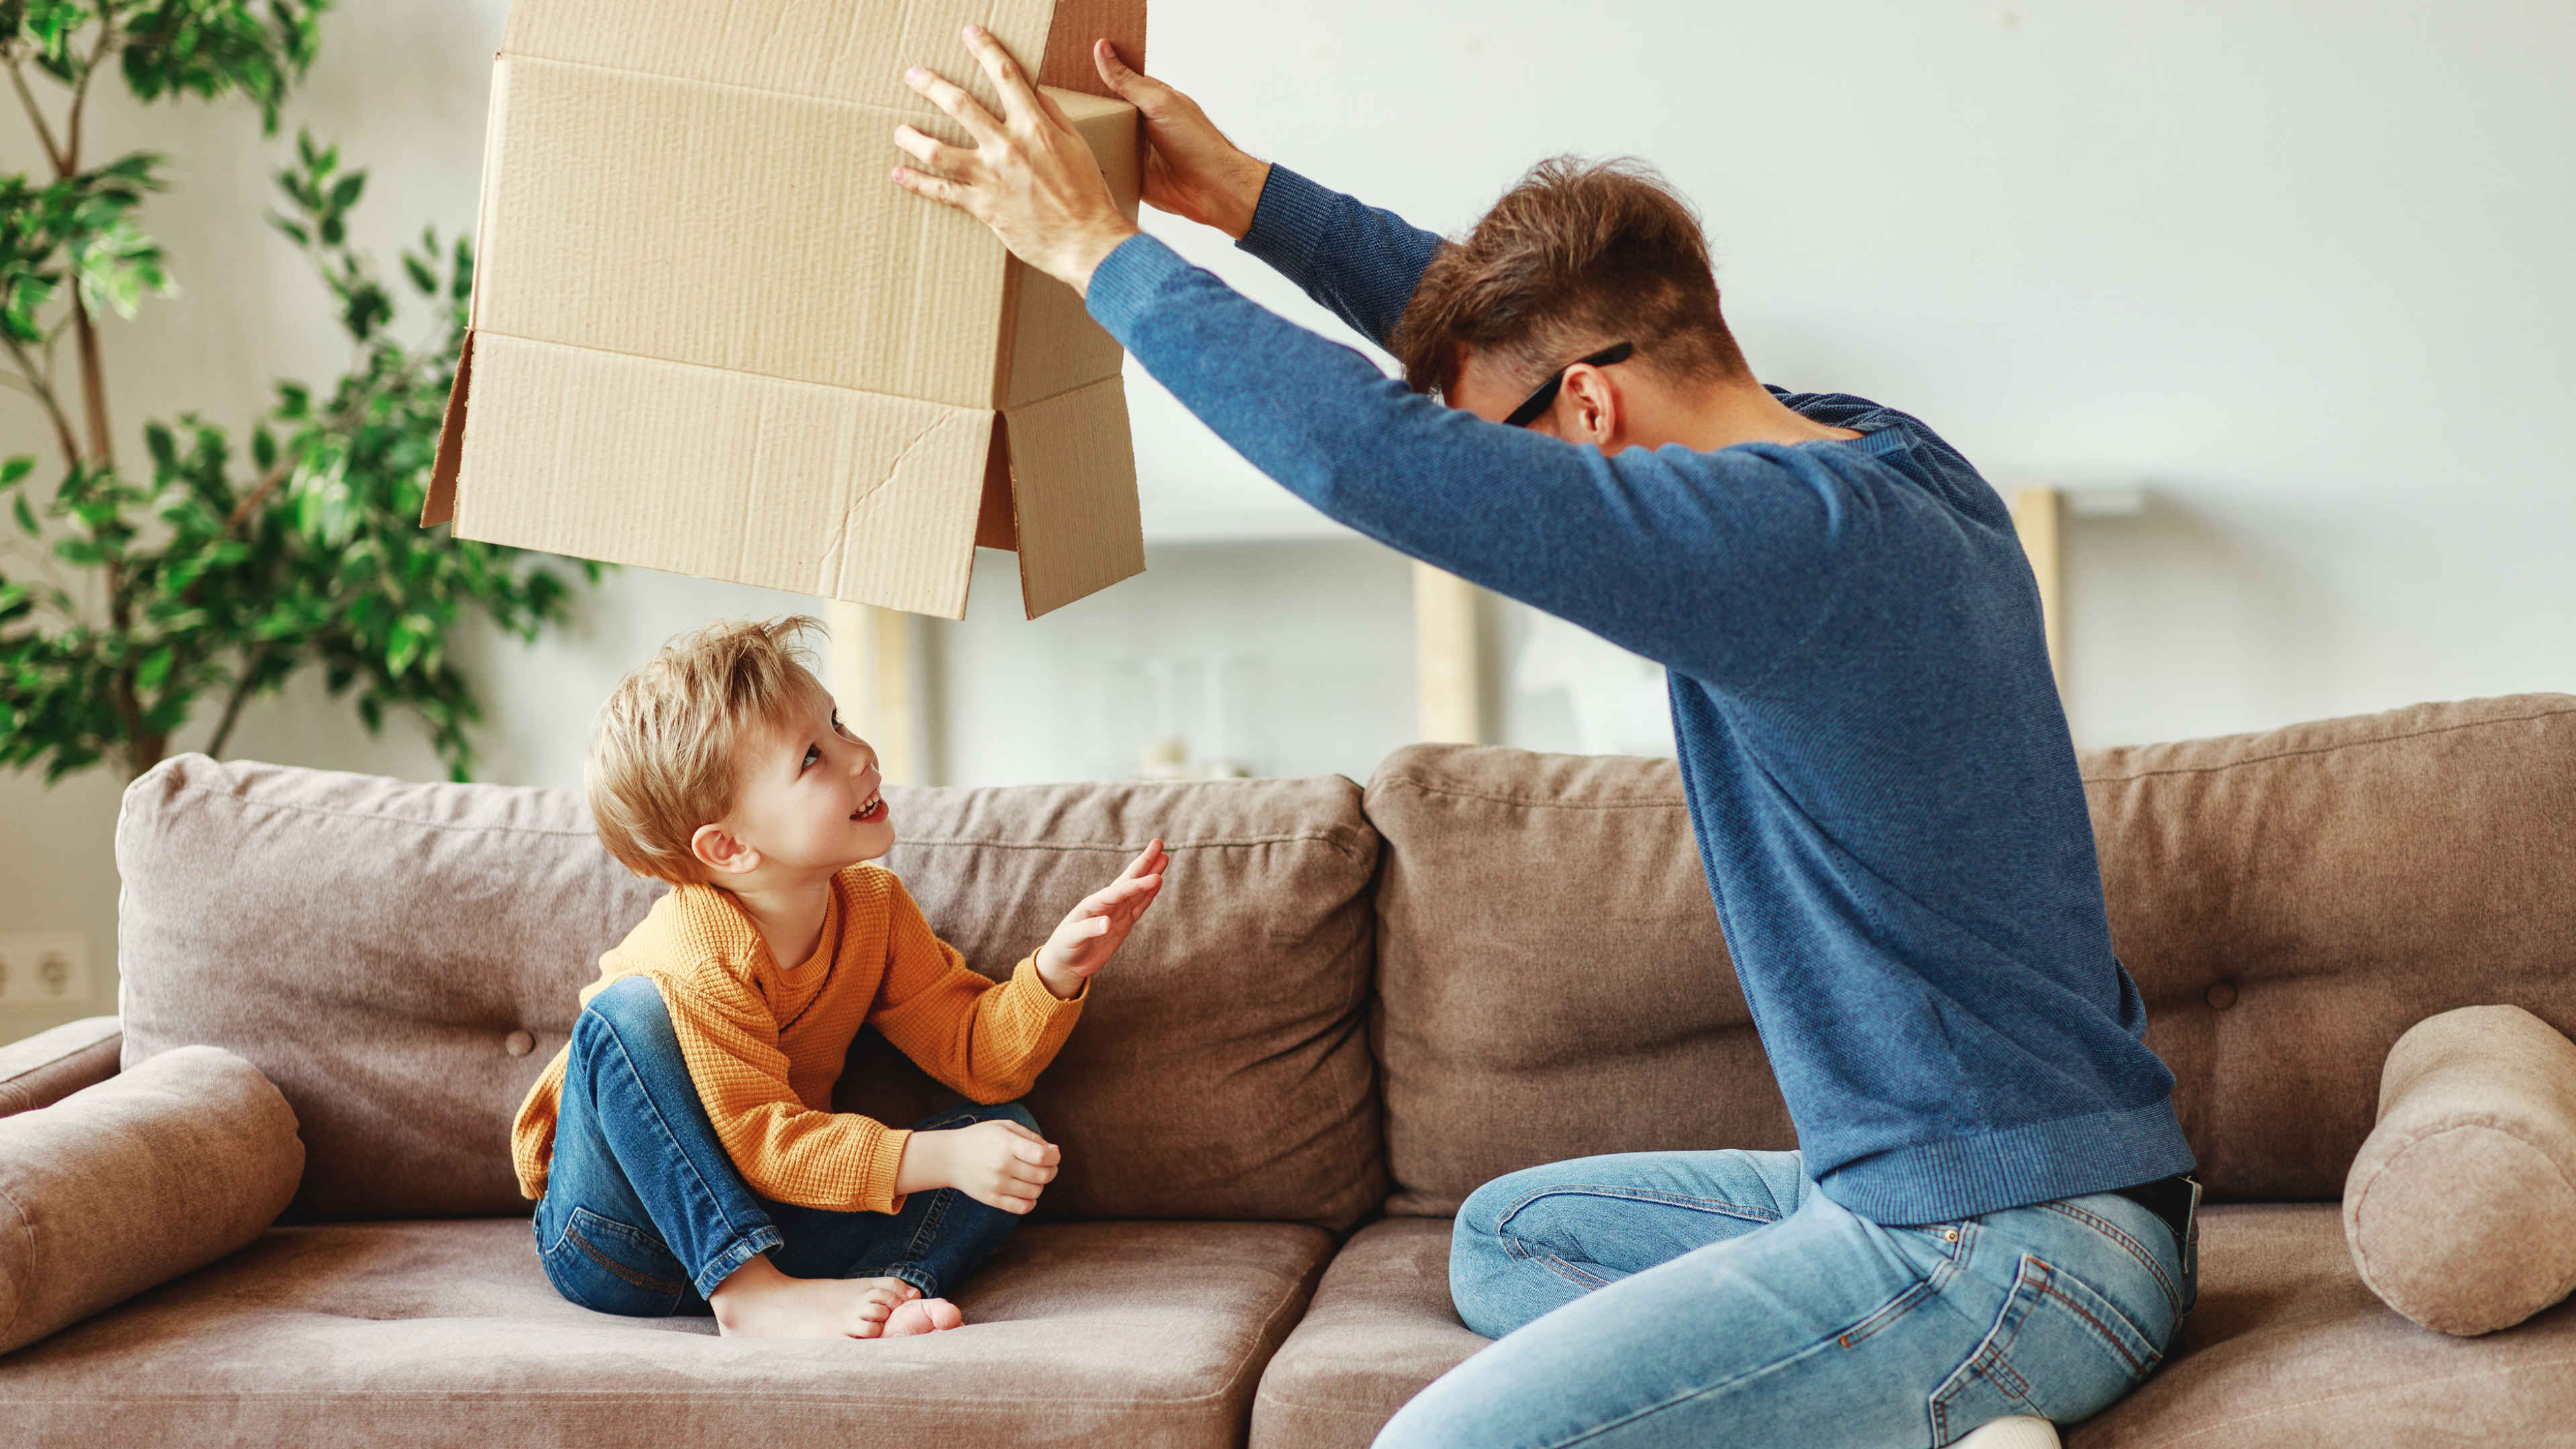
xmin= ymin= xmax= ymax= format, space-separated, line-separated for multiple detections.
xmin=852 ymin=788 xmax=885 ymax=823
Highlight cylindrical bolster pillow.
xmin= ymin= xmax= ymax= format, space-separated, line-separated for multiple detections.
xmin=0 ymin=1044 xmax=303 ymax=1355
xmin=2345 ymin=1005 xmax=2576 ymax=1336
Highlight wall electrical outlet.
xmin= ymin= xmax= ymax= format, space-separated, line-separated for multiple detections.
xmin=0 ymin=933 xmax=91 ymax=1010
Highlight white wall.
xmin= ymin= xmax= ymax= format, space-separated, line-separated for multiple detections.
xmin=6 ymin=0 xmax=2573 ymax=1042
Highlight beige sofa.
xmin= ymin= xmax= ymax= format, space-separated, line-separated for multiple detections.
xmin=3 ymin=694 xmax=2573 ymax=1446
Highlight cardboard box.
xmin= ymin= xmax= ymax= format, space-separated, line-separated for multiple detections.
xmin=423 ymin=0 xmax=1150 ymax=619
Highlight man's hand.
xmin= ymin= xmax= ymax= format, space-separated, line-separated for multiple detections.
xmin=1034 ymin=839 xmax=1167 ymax=998
xmin=892 ymin=25 xmax=1139 ymax=294
xmin=1089 ymin=40 xmax=1271 ymax=239
xmin=894 ymin=1118 xmax=1060 ymax=1215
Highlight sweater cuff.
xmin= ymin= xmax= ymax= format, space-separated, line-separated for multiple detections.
xmin=1009 ymin=952 xmax=1089 ymax=1016
xmin=1234 ymin=163 xmax=1335 ymax=278
xmin=1085 ymin=231 xmax=1197 ymax=347
xmin=865 ymin=1126 xmax=913 ymax=1216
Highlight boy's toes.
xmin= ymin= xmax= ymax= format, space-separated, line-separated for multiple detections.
xmin=922 ymin=1297 xmax=964 ymax=1331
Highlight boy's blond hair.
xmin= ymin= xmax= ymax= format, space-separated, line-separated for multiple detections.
xmin=586 ymin=615 xmax=828 ymax=883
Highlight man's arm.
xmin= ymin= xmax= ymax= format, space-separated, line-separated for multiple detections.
xmin=893 ymin=30 xmax=1863 ymax=684
xmin=1233 ymin=166 xmax=1444 ymax=354
xmin=1083 ymin=41 xmax=1441 ymax=353
xmin=1087 ymin=233 xmax=1860 ymax=686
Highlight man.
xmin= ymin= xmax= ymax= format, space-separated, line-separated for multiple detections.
xmin=891 ymin=28 xmax=2198 ymax=1449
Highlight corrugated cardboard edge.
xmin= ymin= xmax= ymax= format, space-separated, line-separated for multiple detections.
xmin=422 ymin=335 xmax=471 ymax=528
xmin=1009 ymin=374 xmax=1142 ymax=618
xmin=1037 ymin=0 xmax=1146 ymax=95
xmin=449 ymin=333 xmax=991 ymax=618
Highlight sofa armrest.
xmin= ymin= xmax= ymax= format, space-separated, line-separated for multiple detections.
xmin=0 ymin=1016 xmax=122 ymax=1119
xmin=0 ymin=1044 xmax=302 ymax=1355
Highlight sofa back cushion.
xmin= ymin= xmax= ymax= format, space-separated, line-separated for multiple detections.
xmin=853 ymin=777 xmax=1386 ymax=1232
xmin=116 ymin=755 xmax=1385 ymax=1228
xmin=2084 ymin=694 xmax=2576 ymax=1201
xmin=1364 ymin=745 xmax=1792 ymax=1217
xmin=1369 ymin=695 xmax=2576 ymax=1216
xmin=117 ymin=756 xmax=665 ymax=1219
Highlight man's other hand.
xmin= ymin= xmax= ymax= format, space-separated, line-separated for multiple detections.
xmin=1090 ymin=40 xmax=1271 ymax=239
xmin=892 ymin=25 xmax=1140 ymax=294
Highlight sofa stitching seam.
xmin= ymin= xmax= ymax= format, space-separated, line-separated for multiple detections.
xmin=160 ymin=784 xmax=596 ymax=839
xmin=1368 ymin=780 xmax=1686 ymax=812
xmin=2078 ymin=706 xmax=2576 ymax=784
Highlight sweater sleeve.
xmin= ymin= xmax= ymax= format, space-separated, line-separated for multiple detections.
xmin=509 ymin=1046 xmax=570 ymax=1199
xmin=867 ymin=881 xmax=1085 ymax=1105
xmin=1086 ymin=234 xmax=1867 ymax=686
xmin=656 ymin=975 xmax=916 ymax=1215
xmin=1233 ymin=164 xmax=1445 ymax=352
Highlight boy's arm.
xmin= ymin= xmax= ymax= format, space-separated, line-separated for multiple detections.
xmin=655 ymin=976 xmax=920 ymax=1215
xmin=868 ymin=882 xmax=1086 ymax=1104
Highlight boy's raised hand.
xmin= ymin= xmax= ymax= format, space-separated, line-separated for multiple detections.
xmin=1034 ymin=839 xmax=1168 ymax=999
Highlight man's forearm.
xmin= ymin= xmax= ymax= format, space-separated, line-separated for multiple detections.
xmin=1233 ymin=164 xmax=1445 ymax=353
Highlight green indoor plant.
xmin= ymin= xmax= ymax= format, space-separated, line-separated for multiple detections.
xmin=0 ymin=0 xmax=596 ymax=784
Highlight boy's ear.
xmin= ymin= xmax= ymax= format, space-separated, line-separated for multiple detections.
xmin=690 ymin=821 xmax=759 ymax=878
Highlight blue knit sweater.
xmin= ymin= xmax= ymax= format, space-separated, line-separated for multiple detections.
xmin=1085 ymin=166 xmax=2194 ymax=1223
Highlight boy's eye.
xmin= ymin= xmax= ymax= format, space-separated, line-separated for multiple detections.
xmin=801 ymin=743 xmax=820 ymax=771
xmin=830 ymin=711 xmax=854 ymax=740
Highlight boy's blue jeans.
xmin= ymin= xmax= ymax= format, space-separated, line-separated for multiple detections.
xmin=534 ymin=975 xmax=1029 ymax=1316
xmin=1381 ymin=1149 xmax=2196 ymax=1448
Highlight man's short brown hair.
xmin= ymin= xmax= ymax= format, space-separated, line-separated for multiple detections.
xmin=1394 ymin=156 xmax=1748 ymax=400
xmin=584 ymin=616 xmax=827 ymax=884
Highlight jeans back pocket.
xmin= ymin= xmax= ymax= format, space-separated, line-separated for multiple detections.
xmin=1931 ymin=1252 xmax=2165 ymax=1441
xmin=541 ymin=1206 xmax=691 ymax=1318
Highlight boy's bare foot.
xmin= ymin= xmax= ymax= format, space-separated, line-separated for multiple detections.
xmin=881 ymin=1297 xmax=965 ymax=1336
xmin=708 ymin=1254 xmax=920 ymax=1340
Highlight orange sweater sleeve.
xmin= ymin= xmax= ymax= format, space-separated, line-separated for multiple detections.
xmin=868 ymin=878 xmax=1087 ymax=1105
xmin=653 ymin=971 xmax=919 ymax=1215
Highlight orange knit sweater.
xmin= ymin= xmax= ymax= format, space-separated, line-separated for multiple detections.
xmin=511 ymin=864 xmax=1083 ymax=1215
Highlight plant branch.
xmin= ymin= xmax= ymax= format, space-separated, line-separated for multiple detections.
xmin=69 ymin=292 xmax=111 ymax=466
xmin=223 ymin=455 xmax=294 ymax=532
xmin=5 ymin=54 xmax=66 ymax=175
xmin=64 ymin=3 xmax=121 ymax=174
xmin=205 ymin=646 xmax=268 ymax=759
xmin=3 ymin=331 xmax=85 ymax=469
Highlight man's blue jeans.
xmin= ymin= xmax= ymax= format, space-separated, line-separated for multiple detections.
xmin=533 ymin=976 xmax=1030 ymax=1316
xmin=1380 ymin=1149 xmax=2196 ymax=1448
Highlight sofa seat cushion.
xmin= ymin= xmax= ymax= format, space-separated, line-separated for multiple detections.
xmin=2072 ymin=1202 xmax=2576 ymax=1447
xmin=1253 ymin=1203 xmax=2576 ymax=1448
xmin=1251 ymin=1217 xmax=1488 ymax=1449
xmin=0 ymin=1217 xmax=1332 ymax=1448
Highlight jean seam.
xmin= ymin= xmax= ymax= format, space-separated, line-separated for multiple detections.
xmin=1495 ymin=1184 xmax=1785 ymax=1233
xmin=905 ymin=1187 xmax=955 ymax=1267
xmin=1931 ymin=1252 xmax=2051 ymax=1442
xmin=566 ymin=1221 xmax=687 ymax=1295
xmin=2041 ymin=1199 xmax=2182 ymax=1320
xmin=1489 ymin=1183 xmax=1783 ymax=1299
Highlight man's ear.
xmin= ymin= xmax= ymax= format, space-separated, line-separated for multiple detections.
xmin=690 ymin=821 xmax=759 ymax=878
xmin=1556 ymin=363 xmax=1621 ymax=448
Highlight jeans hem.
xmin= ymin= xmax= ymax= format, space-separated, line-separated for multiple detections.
xmin=690 ymin=1224 xmax=784 ymax=1299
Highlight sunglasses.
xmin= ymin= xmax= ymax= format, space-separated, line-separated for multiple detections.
xmin=1502 ymin=341 xmax=1635 ymax=427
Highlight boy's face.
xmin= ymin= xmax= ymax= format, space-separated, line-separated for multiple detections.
xmin=718 ymin=678 xmax=896 ymax=877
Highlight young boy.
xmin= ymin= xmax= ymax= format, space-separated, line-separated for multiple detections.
xmin=513 ymin=616 xmax=1166 ymax=1340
